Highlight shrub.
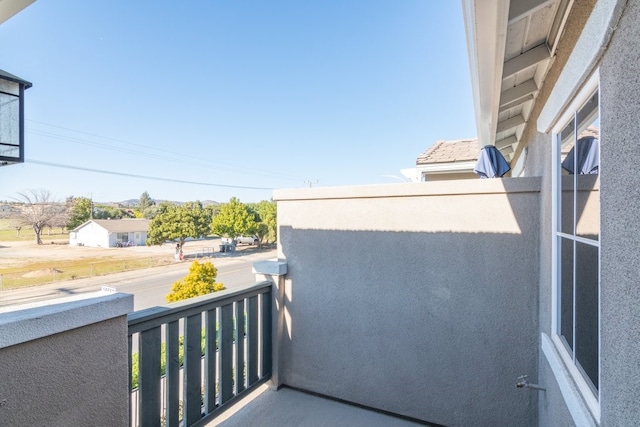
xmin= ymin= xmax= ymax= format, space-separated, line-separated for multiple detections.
xmin=166 ymin=261 xmax=225 ymax=302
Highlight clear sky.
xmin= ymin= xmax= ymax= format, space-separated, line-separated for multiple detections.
xmin=0 ymin=1 xmax=477 ymax=204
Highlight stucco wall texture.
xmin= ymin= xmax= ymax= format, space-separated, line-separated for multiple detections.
xmin=0 ymin=317 xmax=129 ymax=426
xmin=274 ymin=179 xmax=541 ymax=427
xmin=600 ymin=0 xmax=640 ymax=424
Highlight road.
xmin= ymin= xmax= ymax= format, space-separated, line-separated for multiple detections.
xmin=0 ymin=249 xmax=277 ymax=310
xmin=118 ymin=258 xmax=263 ymax=310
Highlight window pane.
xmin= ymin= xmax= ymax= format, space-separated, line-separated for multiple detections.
xmin=559 ymin=119 xmax=576 ymax=235
xmin=575 ymin=241 xmax=599 ymax=391
xmin=575 ymin=96 xmax=599 ymax=241
xmin=560 ymin=237 xmax=574 ymax=351
xmin=576 ymin=172 xmax=599 ymax=241
xmin=0 ymin=93 xmax=19 ymax=148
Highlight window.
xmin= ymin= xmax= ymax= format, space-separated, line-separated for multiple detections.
xmin=554 ymin=86 xmax=600 ymax=396
xmin=116 ymin=232 xmax=129 ymax=242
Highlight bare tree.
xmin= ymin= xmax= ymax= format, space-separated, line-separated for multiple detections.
xmin=15 ymin=189 xmax=66 ymax=245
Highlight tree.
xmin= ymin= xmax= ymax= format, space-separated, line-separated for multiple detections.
xmin=15 ymin=189 xmax=66 ymax=244
xmin=250 ymin=200 xmax=277 ymax=246
xmin=211 ymin=197 xmax=257 ymax=240
xmin=146 ymin=201 xmax=212 ymax=249
xmin=166 ymin=261 xmax=225 ymax=302
xmin=93 ymin=204 xmax=124 ymax=219
xmin=66 ymin=196 xmax=93 ymax=229
xmin=139 ymin=191 xmax=155 ymax=211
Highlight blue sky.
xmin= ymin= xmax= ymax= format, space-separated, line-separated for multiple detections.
xmin=0 ymin=1 xmax=476 ymax=204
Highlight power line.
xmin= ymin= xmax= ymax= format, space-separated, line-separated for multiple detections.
xmin=26 ymin=159 xmax=276 ymax=191
xmin=25 ymin=119 xmax=309 ymax=182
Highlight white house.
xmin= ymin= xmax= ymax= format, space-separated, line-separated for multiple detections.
xmin=69 ymin=219 xmax=150 ymax=248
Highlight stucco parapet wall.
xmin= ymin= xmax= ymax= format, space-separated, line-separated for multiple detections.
xmin=253 ymin=259 xmax=288 ymax=276
xmin=0 ymin=291 xmax=134 ymax=348
xmin=273 ymin=177 xmax=541 ymax=201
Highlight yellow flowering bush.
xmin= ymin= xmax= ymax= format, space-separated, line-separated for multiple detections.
xmin=166 ymin=261 xmax=225 ymax=302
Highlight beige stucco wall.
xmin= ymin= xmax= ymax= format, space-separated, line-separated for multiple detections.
xmin=273 ymin=178 xmax=541 ymax=426
xmin=599 ymin=0 xmax=640 ymax=424
xmin=0 ymin=293 xmax=132 ymax=426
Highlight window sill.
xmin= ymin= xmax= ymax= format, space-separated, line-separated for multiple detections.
xmin=541 ymin=332 xmax=600 ymax=425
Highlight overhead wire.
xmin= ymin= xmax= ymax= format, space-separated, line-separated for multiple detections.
xmin=26 ymin=159 xmax=276 ymax=190
xmin=25 ymin=119 xmax=310 ymax=182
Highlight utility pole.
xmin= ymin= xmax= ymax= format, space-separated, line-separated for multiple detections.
xmin=304 ymin=180 xmax=318 ymax=188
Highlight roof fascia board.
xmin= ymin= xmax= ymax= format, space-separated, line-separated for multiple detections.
xmin=462 ymin=0 xmax=510 ymax=147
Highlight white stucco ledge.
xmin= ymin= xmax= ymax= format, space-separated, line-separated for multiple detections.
xmin=0 ymin=291 xmax=134 ymax=349
xmin=273 ymin=177 xmax=541 ymax=201
xmin=252 ymin=259 xmax=288 ymax=276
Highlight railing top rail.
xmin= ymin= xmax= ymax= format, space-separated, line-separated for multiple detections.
xmin=127 ymin=281 xmax=271 ymax=334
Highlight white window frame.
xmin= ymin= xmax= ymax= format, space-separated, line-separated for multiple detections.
xmin=550 ymin=70 xmax=600 ymax=421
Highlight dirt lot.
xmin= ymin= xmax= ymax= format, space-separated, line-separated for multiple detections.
xmin=0 ymin=238 xmax=233 ymax=269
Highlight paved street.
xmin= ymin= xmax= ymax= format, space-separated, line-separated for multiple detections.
xmin=0 ymin=248 xmax=277 ymax=310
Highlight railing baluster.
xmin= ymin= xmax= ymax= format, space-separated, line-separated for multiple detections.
xmin=261 ymin=291 xmax=272 ymax=378
xmin=139 ymin=327 xmax=161 ymax=427
xmin=184 ymin=314 xmax=202 ymax=425
xmin=247 ymin=296 xmax=259 ymax=385
xmin=166 ymin=321 xmax=180 ymax=427
xmin=204 ymin=308 xmax=217 ymax=412
xmin=235 ymin=299 xmax=246 ymax=393
xmin=220 ymin=303 xmax=234 ymax=404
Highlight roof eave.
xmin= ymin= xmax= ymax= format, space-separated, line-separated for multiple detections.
xmin=461 ymin=0 xmax=509 ymax=147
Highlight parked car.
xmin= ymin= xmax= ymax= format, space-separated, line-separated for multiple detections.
xmin=222 ymin=236 xmax=259 ymax=245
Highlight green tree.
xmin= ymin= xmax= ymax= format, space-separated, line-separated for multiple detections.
xmin=94 ymin=204 xmax=124 ymax=219
xmin=139 ymin=191 xmax=155 ymax=211
xmin=251 ymin=200 xmax=277 ymax=246
xmin=66 ymin=196 xmax=93 ymax=229
xmin=146 ymin=201 xmax=212 ymax=249
xmin=211 ymin=197 xmax=257 ymax=240
xmin=166 ymin=261 xmax=225 ymax=302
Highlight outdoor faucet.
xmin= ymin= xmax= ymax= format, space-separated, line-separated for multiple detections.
xmin=516 ymin=375 xmax=546 ymax=391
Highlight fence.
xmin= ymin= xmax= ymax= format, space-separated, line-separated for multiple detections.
xmin=128 ymin=281 xmax=272 ymax=427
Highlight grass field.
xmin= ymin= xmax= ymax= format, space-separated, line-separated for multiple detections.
xmin=0 ymin=219 xmax=67 ymax=243
xmin=0 ymin=255 xmax=174 ymax=290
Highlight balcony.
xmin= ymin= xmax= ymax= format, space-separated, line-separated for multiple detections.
xmin=1 ymin=178 xmax=542 ymax=426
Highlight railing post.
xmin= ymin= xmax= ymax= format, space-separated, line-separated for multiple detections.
xmin=252 ymin=260 xmax=287 ymax=389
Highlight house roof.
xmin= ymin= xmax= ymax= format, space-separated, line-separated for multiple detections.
xmin=416 ymin=139 xmax=480 ymax=165
xmin=75 ymin=219 xmax=150 ymax=233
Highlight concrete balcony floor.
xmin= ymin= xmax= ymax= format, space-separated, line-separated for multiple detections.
xmin=209 ymin=384 xmax=425 ymax=427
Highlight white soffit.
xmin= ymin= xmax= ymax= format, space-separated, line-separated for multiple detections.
xmin=463 ymin=0 xmax=572 ymax=160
